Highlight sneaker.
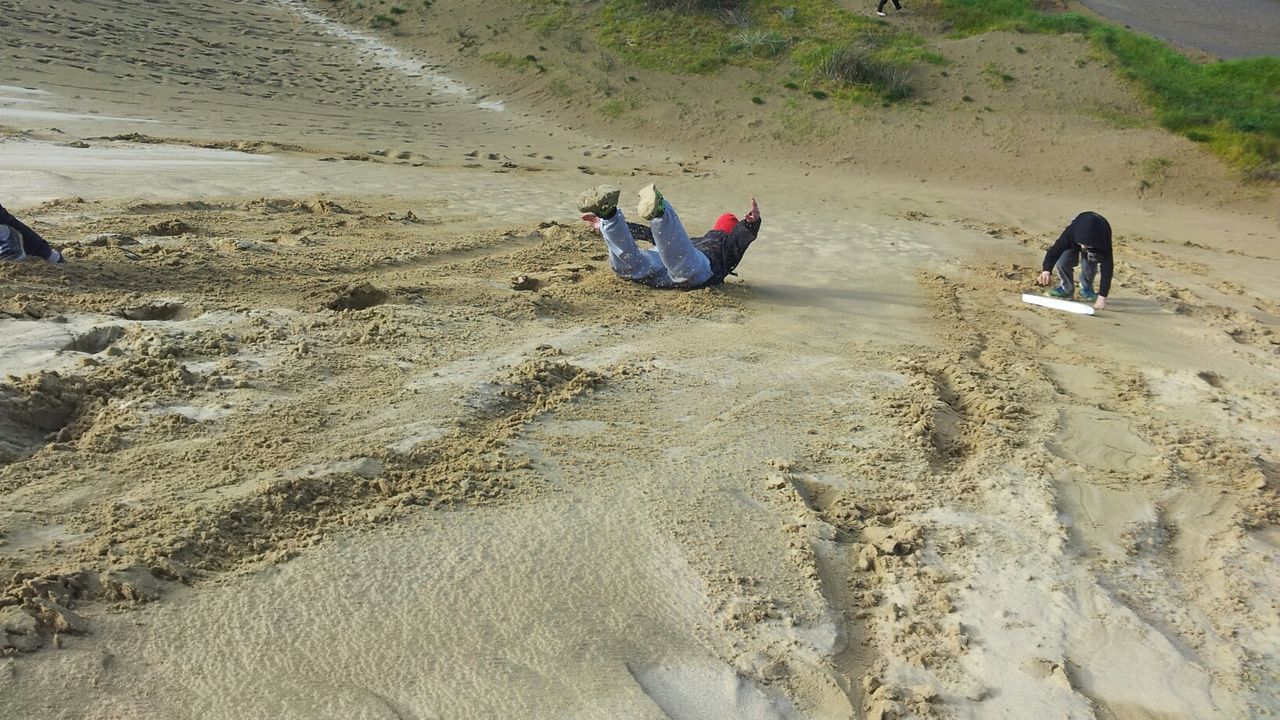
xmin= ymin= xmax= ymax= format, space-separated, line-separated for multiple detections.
xmin=637 ymin=183 xmax=665 ymax=220
xmin=45 ymin=250 xmax=66 ymax=265
xmin=577 ymin=185 xmax=620 ymax=218
xmin=1079 ymin=289 xmax=1098 ymax=302
xmin=1047 ymin=287 xmax=1073 ymax=299
xmin=876 ymin=10 xmax=886 ymax=16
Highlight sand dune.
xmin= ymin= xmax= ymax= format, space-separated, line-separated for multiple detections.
xmin=1 ymin=2 xmax=1277 ymax=719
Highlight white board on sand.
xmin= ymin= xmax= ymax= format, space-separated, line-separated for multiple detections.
xmin=1021 ymin=293 xmax=1096 ymax=316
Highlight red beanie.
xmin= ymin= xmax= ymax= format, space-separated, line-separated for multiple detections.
xmin=713 ymin=213 xmax=738 ymax=234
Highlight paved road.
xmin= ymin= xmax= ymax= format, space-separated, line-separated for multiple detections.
xmin=1079 ymin=0 xmax=1280 ymax=58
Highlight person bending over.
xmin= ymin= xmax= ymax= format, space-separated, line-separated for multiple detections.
xmin=577 ymin=183 xmax=760 ymax=290
xmin=1 ymin=202 xmax=65 ymax=264
xmin=1037 ymin=211 xmax=1112 ymax=310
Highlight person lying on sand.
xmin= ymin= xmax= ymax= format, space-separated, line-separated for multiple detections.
xmin=1036 ymin=211 xmax=1112 ymax=310
xmin=1 ymin=202 xmax=65 ymax=264
xmin=578 ymin=183 xmax=761 ymax=289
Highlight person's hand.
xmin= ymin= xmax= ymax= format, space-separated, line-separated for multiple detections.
xmin=744 ymin=196 xmax=760 ymax=224
xmin=1037 ymin=270 xmax=1052 ymax=286
xmin=1093 ymin=295 xmax=1106 ymax=311
xmin=580 ymin=212 xmax=601 ymax=231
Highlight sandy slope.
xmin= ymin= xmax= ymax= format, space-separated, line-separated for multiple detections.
xmin=1 ymin=1 xmax=1278 ymax=719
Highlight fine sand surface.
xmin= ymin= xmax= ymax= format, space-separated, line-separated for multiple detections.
xmin=2 ymin=2 xmax=1278 ymax=719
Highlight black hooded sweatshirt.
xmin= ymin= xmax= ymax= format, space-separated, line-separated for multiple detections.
xmin=627 ymin=216 xmax=761 ymax=287
xmin=1042 ymin=211 xmax=1113 ymax=296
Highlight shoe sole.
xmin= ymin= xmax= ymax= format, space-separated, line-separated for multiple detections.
xmin=577 ymin=185 xmax=620 ymax=216
xmin=637 ymin=183 xmax=663 ymax=220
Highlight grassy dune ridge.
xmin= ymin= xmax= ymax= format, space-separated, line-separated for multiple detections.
xmin=584 ymin=0 xmax=1280 ymax=176
xmin=341 ymin=0 xmax=1279 ymax=177
xmin=930 ymin=0 xmax=1280 ymax=178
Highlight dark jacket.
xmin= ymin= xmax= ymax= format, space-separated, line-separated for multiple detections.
xmin=692 ymin=216 xmax=761 ymax=285
xmin=0 ymin=202 xmax=54 ymax=261
xmin=1043 ymin=211 xmax=1113 ymax=296
xmin=626 ymin=216 xmax=761 ymax=287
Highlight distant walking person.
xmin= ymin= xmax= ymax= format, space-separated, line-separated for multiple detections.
xmin=1036 ymin=211 xmax=1113 ymax=310
xmin=578 ymin=183 xmax=761 ymax=290
xmin=877 ymin=0 xmax=902 ymax=16
xmin=1 ymin=202 xmax=64 ymax=264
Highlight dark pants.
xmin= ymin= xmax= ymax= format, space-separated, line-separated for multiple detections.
xmin=8 ymin=224 xmax=54 ymax=260
xmin=1 ymin=202 xmax=56 ymax=261
xmin=1053 ymin=248 xmax=1099 ymax=297
xmin=0 ymin=224 xmax=54 ymax=260
xmin=878 ymin=0 xmax=902 ymax=10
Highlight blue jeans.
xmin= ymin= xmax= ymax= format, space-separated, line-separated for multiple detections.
xmin=1054 ymin=248 xmax=1097 ymax=297
xmin=598 ymin=201 xmax=712 ymax=289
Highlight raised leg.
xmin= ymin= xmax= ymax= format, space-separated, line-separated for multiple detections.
xmin=648 ymin=199 xmax=713 ymax=287
xmin=599 ymin=209 xmax=662 ymax=282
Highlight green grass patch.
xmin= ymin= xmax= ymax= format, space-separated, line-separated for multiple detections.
xmin=931 ymin=0 xmax=1092 ymax=35
xmin=600 ymin=100 xmax=625 ymax=118
xmin=527 ymin=5 xmax=573 ymax=36
xmin=733 ymin=29 xmax=789 ymax=58
xmin=980 ymin=62 xmax=1014 ymax=86
xmin=600 ymin=98 xmax=638 ymax=118
xmin=1134 ymin=156 xmax=1172 ymax=191
xmin=549 ymin=78 xmax=574 ymax=97
xmin=594 ymin=0 xmax=931 ymax=100
xmin=483 ymin=51 xmax=544 ymax=72
xmin=639 ymin=0 xmax=749 ymax=10
xmin=819 ymin=41 xmax=913 ymax=99
xmin=597 ymin=1 xmax=736 ymax=73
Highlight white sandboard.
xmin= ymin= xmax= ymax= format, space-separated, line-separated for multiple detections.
xmin=1021 ymin=293 xmax=1096 ymax=316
